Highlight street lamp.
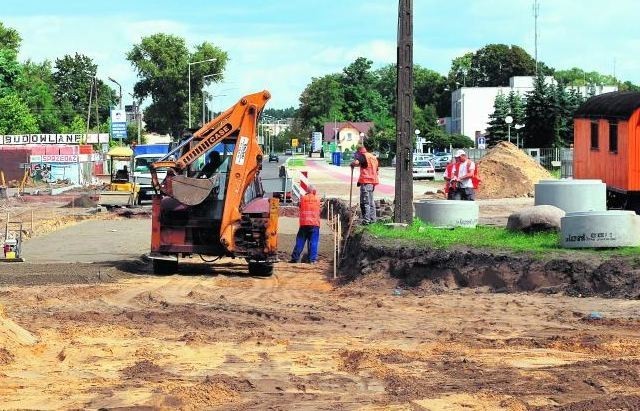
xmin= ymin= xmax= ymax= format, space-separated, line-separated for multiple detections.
xmin=200 ymin=73 xmax=219 ymax=126
xmin=188 ymin=58 xmax=217 ymax=128
xmin=128 ymin=92 xmax=141 ymax=144
xmin=107 ymin=77 xmax=122 ymax=109
xmin=414 ymin=129 xmax=421 ymax=153
xmin=514 ymin=124 xmax=524 ymax=148
xmin=359 ymin=132 xmax=365 ymax=145
xmin=505 ymin=115 xmax=514 ymax=143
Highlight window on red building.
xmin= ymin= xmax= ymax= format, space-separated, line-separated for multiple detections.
xmin=590 ymin=121 xmax=599 ymax=150
xmin=609 ymin=121 xmax=618 ymax=153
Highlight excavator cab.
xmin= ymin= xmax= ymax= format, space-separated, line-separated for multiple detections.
xmin=149 ymin=91 xmax=278 ymax=276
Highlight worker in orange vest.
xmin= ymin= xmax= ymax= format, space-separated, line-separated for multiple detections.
xmin=290 ymin=186 xmax=321 ymax=264
xmin=350 ymin=144 xmax=379 ymax=225
xmin=443 ymin=158 xmax=456 ymax=200
xmin=450 ymin=149 xmax=477 ymax=201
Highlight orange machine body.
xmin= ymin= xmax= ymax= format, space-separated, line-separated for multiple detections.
xmin=149 ymin=91 xmax=278 ymax=274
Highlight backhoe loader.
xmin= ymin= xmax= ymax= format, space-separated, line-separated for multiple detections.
xmin=148 ymin=91 xmax=278 ymax=275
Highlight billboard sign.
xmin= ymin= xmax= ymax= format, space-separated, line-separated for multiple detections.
xmin=1 ymin=134 xmax=109 ymax=145
xmin=311 ymin=132 xmax=322 ymax=152
xmin=30 ymin=155 xmax=79 ymax=163
xmin=111 ymin=109 xmax=128 ymax=139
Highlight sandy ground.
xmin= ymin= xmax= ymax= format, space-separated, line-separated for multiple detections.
xmin=1 ymin=195 xmax=639 ymax=409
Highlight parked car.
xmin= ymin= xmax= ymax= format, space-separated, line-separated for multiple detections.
xmin=433 ymin=154 xmax=452 ymax=171
xmin=412 ymin=159 xmax=436 ymax=180
xmin=284 ymin=149 xmax=293 ymax=156
xmin=268 ymin=152 xmax=279 ymax=163
xmin=392 ymin=153 xmax=434 ymax=167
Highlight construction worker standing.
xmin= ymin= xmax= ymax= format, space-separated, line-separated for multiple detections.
xmin=290 ymin=186 xmax=321 ymax=264
xmin=450 ymin=149 xmax=477 ymax=201
xmin=350 ymin=144 xmax=379 ymax=225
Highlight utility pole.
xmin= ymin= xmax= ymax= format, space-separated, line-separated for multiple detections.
xmin=394 ymin=0 xmax=414 ymax=224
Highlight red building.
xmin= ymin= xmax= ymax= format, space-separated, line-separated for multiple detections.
xmin=573 ymin=91 xmax=640 ymax=209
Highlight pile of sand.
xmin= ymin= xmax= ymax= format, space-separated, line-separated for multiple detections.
xmin=476 ymin=141 xmax=552 ymax=199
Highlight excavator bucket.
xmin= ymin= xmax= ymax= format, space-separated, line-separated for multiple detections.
xmin=170 ymin=175 xmax=220 ymax=206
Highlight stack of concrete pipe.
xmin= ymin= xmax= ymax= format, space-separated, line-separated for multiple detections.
xmin=413 ymin=200 xmax=479 ymax=228
xmin=535 ymin=179 xmax=640 ymax=248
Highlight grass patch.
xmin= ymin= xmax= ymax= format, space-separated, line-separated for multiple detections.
xmin=549 ymin=168 xmax=562 ymax=179
xmin=366 ymin=219 xmax=640 ymax=256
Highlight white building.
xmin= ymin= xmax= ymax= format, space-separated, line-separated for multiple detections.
xmin=450 ymin=76 xmax=618 ymax=143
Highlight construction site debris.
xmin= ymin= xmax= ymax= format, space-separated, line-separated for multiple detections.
xmin=341 ymin=232 xmax=640 ymax=299
xmin=506 ymin=204 xmax=565 ymax=232
xmin=476 ymin=141 xmax=552 ymax=199
xmin=62 ymin=194 xmax=98 ymax=208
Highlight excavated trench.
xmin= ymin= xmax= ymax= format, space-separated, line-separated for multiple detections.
xmin=340 ymin=232 xmax=640 ymax=299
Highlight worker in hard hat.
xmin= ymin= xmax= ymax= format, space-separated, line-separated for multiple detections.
xmin=350 ymin=144 xmax=379 ymax=225
xmin=290 ymin=186 xmax=321 ymax=264
xmin=450 ymin=149 xmax=477 ymax=201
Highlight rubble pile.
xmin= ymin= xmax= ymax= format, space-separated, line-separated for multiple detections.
xmin=476 ymin=141 xmax=552 ymax=199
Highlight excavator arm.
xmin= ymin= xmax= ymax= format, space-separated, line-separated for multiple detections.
xmin=150 ymin=90 xmax=273 ymax=254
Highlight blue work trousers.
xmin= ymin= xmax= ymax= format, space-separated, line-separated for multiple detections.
xmin=291 ymin=225 xmax=320 ymax=262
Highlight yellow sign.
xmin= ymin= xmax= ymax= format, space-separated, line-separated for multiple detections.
xmin=291 ymin=138 xmax=299 ymax=147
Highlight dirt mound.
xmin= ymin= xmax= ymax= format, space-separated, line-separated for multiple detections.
xmin=477 ymin=141 xmax=552 ymax=199
xmin=341 ymin=233 xmax=640 ymax=299
xmin=63 ymin=195 xmax=97 ymax=208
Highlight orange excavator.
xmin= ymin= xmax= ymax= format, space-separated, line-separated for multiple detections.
xmin=148 ymin=91 xmax=278 ymax=275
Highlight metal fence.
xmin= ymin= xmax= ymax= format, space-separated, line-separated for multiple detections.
xmin=465 ymin=147 xmax=573 ymax=177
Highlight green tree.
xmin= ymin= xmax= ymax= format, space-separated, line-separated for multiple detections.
xmin=619 ymin=81 xmax=640 ymax=92
xmin=0 ymin=49 xmax=21 ymax=96
xmin=447 ymin=52 xmax=473 ymax=88
xmin=15 ymin=60 xmax=61 ymax=132
xmin=297 ymin=73 xmax=345 ymax=131
xmin=0 ymin=22 xmax=21 ymax=98
xmin=554 ymin=67 xmax=617 ymax=86
xmin=52 ymin=53 xmax=116 ymax=128
xmin=341 ymin=57 xmax=387 ymax=122
xmin=414 ymin=66 xmax=449 ymax=116
xmin=524 ymin=73 xmax=554 ymax=147
xmin=468 ymin=44 xmax=552 ymax=87
xmin=263 ymin=107 xmax=297 ymax=118
xmin=551 ymin=85 xmax=584 ymax=147
xmin=485 ymin=93 xmax=510 ymax=141
xmin=0 ymin=93 xmax=38 ymax=134
xmin=59 ymin=115 xmax=86 ymax=133
xmin=127 ymin=33 xmax=228 ymax=137
xmin=0 ymin=22 xmax=21 ymax=53
xmin=507 ymin=91 xmax=525 ymax=125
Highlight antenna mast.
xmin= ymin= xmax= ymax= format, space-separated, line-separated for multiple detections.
xmin=533 ymin=0 xmax=540 ymax=74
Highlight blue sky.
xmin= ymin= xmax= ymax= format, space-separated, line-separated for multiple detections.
xmin=3 ymin=0 xmax=638 ymax=111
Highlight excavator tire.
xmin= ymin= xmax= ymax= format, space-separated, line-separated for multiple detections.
xmin=248 ymin=262 xmax=273 ymax=277
xmin=153 ymin=259 xmax=178 ymax=275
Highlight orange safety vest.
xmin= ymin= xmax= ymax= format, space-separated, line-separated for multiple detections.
xmin=299 ymin=193 xmax=321 ymax=227
xmin=444 ymin=162 xmax=455 ymax=194
xmin=358 ymin=152 xmax=379 ymax=185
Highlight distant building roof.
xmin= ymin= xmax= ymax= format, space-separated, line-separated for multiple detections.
xmin=574 ymin=91 xmax=640 ymax=120
xmin=322 ymin=121 xmax=374 ymax=141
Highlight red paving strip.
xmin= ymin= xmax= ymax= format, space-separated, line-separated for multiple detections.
xmin=303 ymin=160 xmax=395 ymax=196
